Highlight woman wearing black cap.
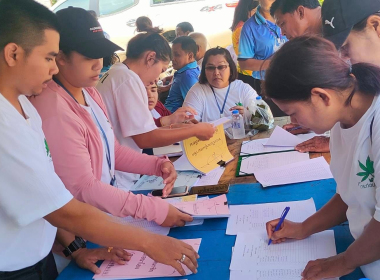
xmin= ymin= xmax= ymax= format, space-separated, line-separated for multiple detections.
xmin=265 ymin=35 xmax=380 ymax=279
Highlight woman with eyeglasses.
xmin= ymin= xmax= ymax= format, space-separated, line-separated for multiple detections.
xmin=183 ymin=47 xmax=258 ymax=122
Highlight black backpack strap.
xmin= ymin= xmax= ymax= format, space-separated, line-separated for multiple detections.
xmin=370 ymin=115 xmax=375 ymax=144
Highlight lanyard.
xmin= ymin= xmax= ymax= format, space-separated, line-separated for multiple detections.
xmin=256 ymin=13 xmax=281 ymax=41
xmin=53 ymin=78 xmax=116 ymax=186
xmin=210 ymin=84 xmax=231 ymax=118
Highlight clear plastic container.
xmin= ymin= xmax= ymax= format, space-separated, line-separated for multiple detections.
xmin=231 ymin=110 xmax=245 ymax=139
xmin=246 ymin=96 xmax=274 ymax=131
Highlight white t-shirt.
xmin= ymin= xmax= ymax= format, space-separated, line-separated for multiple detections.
xmin=96 ymin=63 xmax=157 ymax=190
xmin=330 ymin=95 xmax=380 ymax=278
xmin=0 ymin=94 xmax=73 ymax=271
xmin=82 ymin=90 xmax=115 ymax=185
xmin=183 ymin=80 xmax=258 ymax=123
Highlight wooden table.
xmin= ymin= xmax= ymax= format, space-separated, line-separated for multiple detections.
xmin=219 ymin=116 xmax=331 ymax=185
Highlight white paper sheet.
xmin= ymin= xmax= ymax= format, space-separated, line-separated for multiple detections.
xmin=131 ymin=171 xmax=200 ymax=191
xmin=153 ymin=144 xmax=183 ymax=157
xmin=226 ymin=198 xmax=316 ymax=235
xmin=264 ymin=126 xmax=303 ymax=147
xmin=296 ymin=133 xmax=318 ymax=143
xmin=173 ymin=154 xmax=198 ymax=172
xmin=193 ymin=167 xmax=225 ymax=186
xmin=111 ymin=216 xmax=170 ymax=236
xmin=240 ymin=138 xmax=295 ymax=155
xmin=94 ymin=239 xmax=201 ymax=279
xmin=230 ymin=231 xmax=337 ymax=271
xmin=239 ymin=151 xmax=309 ymax=175
xmin=210 ymin=117 xmax=231 ymax=127
xmin=230 ymin=269 xmax=338 ymax=280
xmin=254 ymin=157 xmax=333 ymax=187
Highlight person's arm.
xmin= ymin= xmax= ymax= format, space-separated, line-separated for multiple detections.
xmin=46 ymin=199 xmax=199 ymax=276
xmin=237 ymin=21 xmax=270 ymax=72
xmin=183 ymin=85 xmax=203 ymax=122
xmin=41 ymin=115 xmax=174 ymax=225
xmin=238 ymin=58 xmax=271 ymax=72
xmin=131 ymin=123 xmax=215 ymax=148
xmin=159 ymin=106 xmax=197 ymax=126
xmin=56 ymin=228 xmax=132 ymax=274
xmin=266 ymin=194 xmax=348 ymax=243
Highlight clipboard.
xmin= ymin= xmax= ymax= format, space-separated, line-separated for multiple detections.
xmin=235 ymin=149 xmax=296 ymax=177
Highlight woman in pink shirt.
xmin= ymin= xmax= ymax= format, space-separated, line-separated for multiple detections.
xmin=30 ymin=7 xmax=192 ymax=228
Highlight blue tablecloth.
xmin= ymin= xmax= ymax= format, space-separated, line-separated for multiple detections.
xmin=58 ymin=179 xmax=364 ymax=280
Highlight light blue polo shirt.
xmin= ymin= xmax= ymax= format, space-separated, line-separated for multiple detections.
xmin=238 ymin=6 xmax=287 ymax=80
xmin=165 ymin=61 xmax=200 ymax=113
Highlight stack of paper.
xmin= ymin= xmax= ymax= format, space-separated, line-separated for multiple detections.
xmin=240 ymin=138 xmax=294 ymax=155
xmin=239 ymin=151 xmax=309 ymax=175
xmin=229 ymin=231 xmax=338 ymax=280
xmin=193 ymin=167 xmax=225 ymax=186
xmin=254 ymin=157 xmax=333 ymax=187
xmin=226 ymin=198 xmax=316 ymax=235
xmin=94 ymin=239 xmax=201 ymax=279
xmin=174 ymin=194 xmax=230 ymax=219
xmin=264 ymin=126 xmax=317 ymax=147
xmin=153 ymin=144 xmax=183 ymax=157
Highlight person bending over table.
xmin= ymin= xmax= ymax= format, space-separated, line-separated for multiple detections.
xmin=96 ymin=31 xmax=215 ymax=190
xmin=280 ymin=0 xmax=380 ymax=154
xmin=265 ymin=35 xmax=380 ymax=280
xmin=0 ymin=1 xmax=198 ymax=278
xmin=183 ymin=47 xmax=258 ymax=123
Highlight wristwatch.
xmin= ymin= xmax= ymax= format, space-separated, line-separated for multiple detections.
xmin=62 ymin=236 xmax=87 ymax=257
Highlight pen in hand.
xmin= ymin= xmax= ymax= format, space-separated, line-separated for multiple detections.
xmin=268 ymin=206 xmax=290 ymax=245
xmin=286 ymin=126 xmax=302 ymax=132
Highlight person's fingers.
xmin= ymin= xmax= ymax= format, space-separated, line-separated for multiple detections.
xmin=175 ymin=219 xmax=186 ymax=227
xmin=283 ymin=123 xmax=297 ymax=130
xmin=183 ymin=247 xmax=198 ymax=269
xmin=296 ymin=143 xmax=317 ymax=152
xmin=181 ymin=255 xmax=197 ymax=274
xmin=84 ymin=261 xmax=101 ymax=274
xmin=171 ymin=261 xmax=186 ymax=276
xmin=114 ymin=248 xmax=132 ymax=261
xmin=302 ymin=262 xmax=322 ymax=280
xmin=180 ymin=212 xmax=194 ymax=222
xmin=162 ymin=182 xmax=174 ymax=197
xmin=180 ymin=106 xmax=197 ymax=116
xmin=266 ymin=219 xmax=281 ymax=239
xmin=289 ymin=128 xmax=311 ymax=135
xmin=190 ymin=119 xmax=199 ymax=124
xmin=162 ymin=167 xmax=176 ymax=184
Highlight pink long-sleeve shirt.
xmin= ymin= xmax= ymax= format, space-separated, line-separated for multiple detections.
xmin=30 ymin=81 xmax=169 ymax=224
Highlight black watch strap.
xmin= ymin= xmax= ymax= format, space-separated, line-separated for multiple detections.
xmin=63 ymin=236 xmax=86 ymax=257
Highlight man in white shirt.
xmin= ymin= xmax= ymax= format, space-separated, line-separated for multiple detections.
xmin=0 ymin=1 xmax=198 ymax=278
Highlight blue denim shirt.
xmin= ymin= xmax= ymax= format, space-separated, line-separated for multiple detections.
xmin=238 ymin=6 xmax=287 ymax=80
xmin=165 ymin=61 xmax=200 ymax=113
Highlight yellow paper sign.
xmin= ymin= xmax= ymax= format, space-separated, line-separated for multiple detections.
xmin=181 ymin=194 xmax=198 ymax=202
xmin=182 ymin=124 xmax=233 ymax=173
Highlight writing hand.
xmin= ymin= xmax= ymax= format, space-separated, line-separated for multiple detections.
xmin=283 ymin=123 xmax=311 ymax=135
xmin=266 ymin=219 xmax=306 ymax=244
xmin=295 ymin=136 xmax=330 ymax=153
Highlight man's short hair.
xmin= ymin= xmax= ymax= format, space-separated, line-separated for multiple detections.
xmin=270 ymin=0 xmax=320 ymax=17
xmin=188 ymin=32 xmax=208 ymax=50
xmin=176 ymin=22 xmax=194 ymax=33
xmin=0 ymin=0 xmax=60 ymax=54
xmin=172 ymin=36 xmax=197 ymax=58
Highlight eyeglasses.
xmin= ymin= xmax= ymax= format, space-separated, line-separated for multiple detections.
xmin=205 ymin=65 xmax=229 ymax=72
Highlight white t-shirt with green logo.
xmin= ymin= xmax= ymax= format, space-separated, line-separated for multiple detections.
xmin=0 ymin=94 xmax=73 ymax=271
xmin=330 ymin=95 xmax=380 ymax=278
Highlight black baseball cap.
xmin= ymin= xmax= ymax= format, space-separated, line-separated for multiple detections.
xmin=322 ymin=0 xmax=380 ymax=49
xmin=56 ymin=7 xmax=123 ymax=59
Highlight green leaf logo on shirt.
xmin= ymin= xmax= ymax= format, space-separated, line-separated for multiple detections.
xmin=357 ymin=156 xmax=374 ymax=183
xmin=44 ymin=139 xmax=51 ymax=158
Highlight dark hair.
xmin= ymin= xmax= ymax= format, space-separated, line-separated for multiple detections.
xmin=135 ymin=16 xmax=163 ymax=33
xmin=231 ymin=0 xmax=259 ymax=31
xmin=126 ymin=32 xmax=172 ymax=62
xmin=270 ymin=0 xmax=320 ymax=17
xmin=264 ymin=36 xmax=380 ymax=105
xmin=352 ymin=11 xmax=380 ymax=32
xmin=199 ymin=47 xmax=238 ymax=84
xmin=103 ymin=53 xmax=120 ymax=67
xmin=88 ymin=10 xmax=97 ymax=19
xmin=0 ymin=0 xmax=60 ymax=55
xmin=176 ymin=22 xmax=194 ymax=33
xmin=172 ymin=36 xmax=197 ymax=58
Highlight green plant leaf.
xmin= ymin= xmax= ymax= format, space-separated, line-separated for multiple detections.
xmin=357 ymin=172 xmax=368 ymax=177
xmin=361 ymin=174 xmax=369 ymax=182
xmin=359 ymin=160 xmax=369 ymax=172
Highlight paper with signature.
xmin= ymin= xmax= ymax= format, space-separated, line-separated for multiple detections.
xmin=173 ymin=194 xmax=230 ymax=219
xmin=93 ymin=239 xmax=201 ymax=279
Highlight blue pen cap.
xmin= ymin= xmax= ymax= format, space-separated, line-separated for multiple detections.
xmin=232 ymin=110 xmax=239 ymax=115
xmin=256 ymin=96 xmax=262 ymax=100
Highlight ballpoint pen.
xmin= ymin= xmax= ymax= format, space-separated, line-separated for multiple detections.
xmin=268 ymin=206 xmax=290 ymax=245
xmin=286 ymin=126 xmax=302 ymax=132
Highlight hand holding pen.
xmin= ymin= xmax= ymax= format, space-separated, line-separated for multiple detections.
xmin=283 ymin=123 xmax=311 ymax=135
xmin=266 ymin=207 xmax=307 ymax=245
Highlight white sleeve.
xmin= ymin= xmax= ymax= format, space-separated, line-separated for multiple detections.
xmin=370 ymin=110 xmax=380 ymax=222
xmin=241 ymin=82 xmax=258 ymax=120
xmin=0 ymin=122 xmax=73 ymax=227
xmin=114 ymin=79 xmax=157 ymax=137
xmin=183 ymin=83 xmax=204 ymax=122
